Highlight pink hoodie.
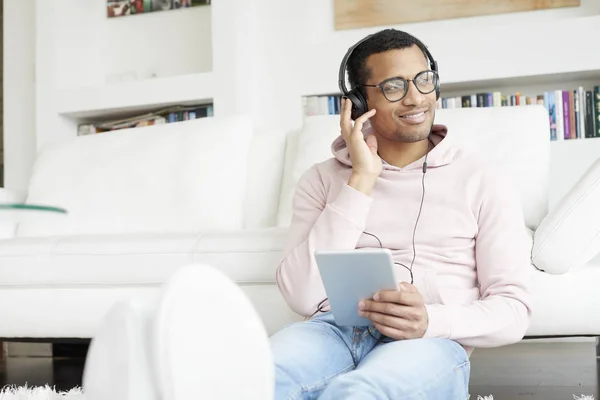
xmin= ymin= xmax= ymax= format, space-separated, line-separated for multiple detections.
xmin=275 ymin=124 xmax=533 ymax=350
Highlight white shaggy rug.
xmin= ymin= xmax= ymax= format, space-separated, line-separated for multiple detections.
xmin=0 ymin=386 xmax=84 ymax=400
xmin=0 ymin=387 xmax=595 ymax=400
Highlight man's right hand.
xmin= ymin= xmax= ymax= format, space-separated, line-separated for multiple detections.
xmin=340 ymin=97 xmax=382 ymax=196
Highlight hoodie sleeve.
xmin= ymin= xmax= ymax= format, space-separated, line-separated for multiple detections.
xmin=423 ymin=170 xmax=533 ymax=348
xmin=275 ymin=164 xmax=374 ymax=317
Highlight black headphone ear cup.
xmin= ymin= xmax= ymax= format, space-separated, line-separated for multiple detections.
xmin=347 ymin=89 xmax=368 ymax=120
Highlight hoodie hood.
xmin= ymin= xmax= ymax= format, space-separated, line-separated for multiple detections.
xmin=331 ymin=121 xmax=459 ymax=171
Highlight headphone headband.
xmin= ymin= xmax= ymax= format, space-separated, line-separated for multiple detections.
xmin=338 ymin=31 xmax=438 ymax=96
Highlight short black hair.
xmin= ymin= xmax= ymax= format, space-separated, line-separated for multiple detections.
xmin=347 ymin=29 xmax=431 ymax=98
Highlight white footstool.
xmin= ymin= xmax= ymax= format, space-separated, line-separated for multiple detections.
xmin=83 ymin=264 xmax=274 ymax=400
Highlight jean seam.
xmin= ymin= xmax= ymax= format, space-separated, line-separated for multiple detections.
xmin=285 ymin=363 xmax=356 ymax=400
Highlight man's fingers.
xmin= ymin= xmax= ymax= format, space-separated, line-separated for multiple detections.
xmin=340 ymin=97 xmax=353 ymax=140
xmin=399 ymin=282 xmax=418 ymax=293
xmin=351 ymin=108 xmax=376 ymax=139
xmin=372 ymin=322 xmax=407 ymax=341
xmin=364 ymin=311 xmax=409 ymax=330
xmin=373 ymin=289 xmax=422 ymax=307
xmin=359 ymin=301 xmax=419 ymax=320
xmin=365 ymin=134 xmax=378 ymax=154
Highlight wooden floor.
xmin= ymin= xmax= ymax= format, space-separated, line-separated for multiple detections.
xmin=0 ymin=339 xmax=597 ymax=399
xmin=469 ymin=339 xmax=598 ymax=399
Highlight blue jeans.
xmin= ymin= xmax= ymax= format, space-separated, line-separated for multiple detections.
xmin=270 ymin=312 xmax=470 ymax=400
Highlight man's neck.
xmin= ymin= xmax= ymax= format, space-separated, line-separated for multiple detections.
xmin=377 ymin=137 xmax=431 ymax=168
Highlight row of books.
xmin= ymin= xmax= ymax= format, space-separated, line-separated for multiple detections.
xmin=78 ymin=104 xmax=213 ymax=136
xmin=302 ymin=85 xmax=600 ymax=141
xmin=439 ymin=86 xmax=600 ymax=140
xmin=303 ymin=95 xmax=343 ymax=117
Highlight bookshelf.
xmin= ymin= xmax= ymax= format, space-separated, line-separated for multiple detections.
xmin=300 ymin=10 xmax=600 ymax=143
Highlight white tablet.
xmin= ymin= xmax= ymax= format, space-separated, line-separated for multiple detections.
xmin=314 ymin=248 xmax=398 ymax=327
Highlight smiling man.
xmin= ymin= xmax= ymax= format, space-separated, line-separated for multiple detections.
xmin=271 ymin=29 xmax=533 ymax=399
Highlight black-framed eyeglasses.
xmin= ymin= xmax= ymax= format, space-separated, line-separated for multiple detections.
xmin=360 ymin=70 xmax=439 ymax=102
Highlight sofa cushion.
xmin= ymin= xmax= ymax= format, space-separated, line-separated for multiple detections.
xmin=0 ymin=228 xmax=288 ymax=286
xmin=276 ymin=116 xmax=340 ymax=227
xmin=17 ymin=115 xmax=254 ymax=237
xmin=244 ymin=127 xmax=287 ymax=229
xmin=532 ymin=157 xmax=600 ymax=274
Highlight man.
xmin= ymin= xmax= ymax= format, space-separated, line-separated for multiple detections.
xmin=271 ymin=28 xmax=533 ymax=399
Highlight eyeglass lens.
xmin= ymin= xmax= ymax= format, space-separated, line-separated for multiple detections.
xmin=381 ymin=71 xmax=437 ymax=101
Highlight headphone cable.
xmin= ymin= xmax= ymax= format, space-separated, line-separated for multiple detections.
xmin=309 ymin=145 xmax=430 ymax=345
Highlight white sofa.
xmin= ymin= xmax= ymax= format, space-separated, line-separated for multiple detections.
xmin=0 ymin=106 xmax=599 ymax=343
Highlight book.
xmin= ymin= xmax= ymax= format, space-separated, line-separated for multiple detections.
xmin=595 ymin=86 xmax=600 ymax=137
xmin=578 ymin=87 xmax=586 ymax=139
xmin=555 ymin=90 xmax=564 ymax=141
xmin=585 ymin=91 xmax=595 ymax=138
xmin=574 ymin=90 xmax=581 ymax=139
xmin=563 ymin=91 xmax=571 ymax=140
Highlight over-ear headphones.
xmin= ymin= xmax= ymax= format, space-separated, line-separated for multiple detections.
xmin=338 ymin=31 xmax=440 ymax=120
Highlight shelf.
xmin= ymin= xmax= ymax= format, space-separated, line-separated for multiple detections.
xmin=56 ymin=72 xmax=215 ymax=120
xmin=440 ymin=70 xmax=600 ymax=95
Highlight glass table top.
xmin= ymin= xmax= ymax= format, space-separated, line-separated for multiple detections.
xmin=0 ymin=203 xmax=68 ymax=223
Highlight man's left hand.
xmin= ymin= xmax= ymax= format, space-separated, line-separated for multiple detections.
xmin=358 ymin=282 xmax=428 ymax=340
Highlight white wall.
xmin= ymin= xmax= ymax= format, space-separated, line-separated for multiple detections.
xmin=3 ymin=0 xmax=36 ymax=194
xmin=292 ymin=0 xmax=600 ymax=93
xmin=52 ymin=1 xmax=212 ymax=90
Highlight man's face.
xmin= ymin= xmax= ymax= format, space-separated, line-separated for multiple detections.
xmin=364 ymin=45 xmax=437 ymax=143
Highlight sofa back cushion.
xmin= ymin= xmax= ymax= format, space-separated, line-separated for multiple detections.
xmin=277 ymin=105 xmax=551 ymax=230
xmin=243 ymin=127 xmax=287 ymax=229
xmin=17 ymin=115 xmax=255 ymax=237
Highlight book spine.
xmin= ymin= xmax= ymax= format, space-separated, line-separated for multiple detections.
xmin=595 ymin=86 xmax=600 ymax=137
xmin=578 ymin=87 xmax=586 ymax=139
xmin=461 ymin=95 xmax=471 ymax=108
xmin=585 ymin=91 xmax=594 ymax=138
xmin=551 ymin=92 xmax=557 ymax=141
xmin=563 ymin=91 xmax=571 ymax=139
xmin=477 ymin=93 xmax=486 ymax=107
xmin=569 ymin=90 xmax=576 ymax=139
xmin=574 ymin=90 xmax=581 ymax=139
xmin=545 ymin=92 xmax=557 ymax=141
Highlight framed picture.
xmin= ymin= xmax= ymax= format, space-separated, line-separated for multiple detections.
xmin=334 ymin=0 xmax=580 ymax=30
xmin=107 ymin=0 xmax=210 ymax=18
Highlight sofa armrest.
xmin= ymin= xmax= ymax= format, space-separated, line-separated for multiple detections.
xmin=0 ymin=188 xmax=27 ymax=240
xmin=532 ymin=157 xmax=600 ymax=274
